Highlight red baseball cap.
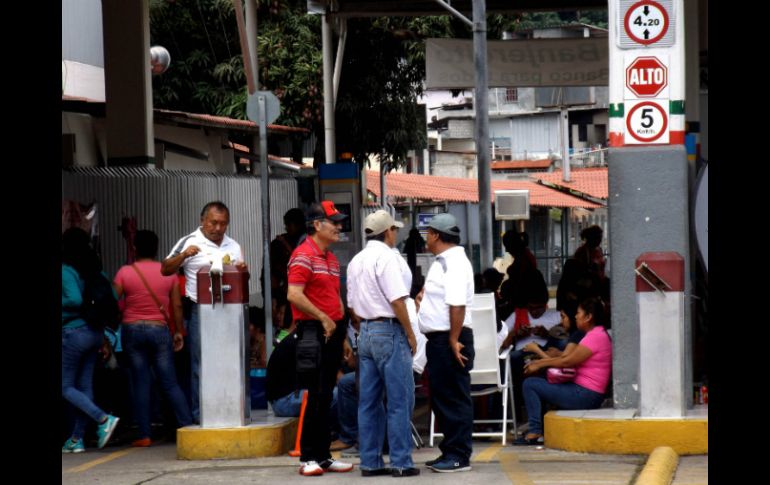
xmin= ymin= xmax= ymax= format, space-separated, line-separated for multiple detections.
xmin=306 ymin=200 xmax=348 ymax=222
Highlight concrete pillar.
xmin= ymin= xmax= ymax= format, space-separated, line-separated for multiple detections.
xmin=102 ymin=0 xmax=154 ymax=165
xmin=608 ymin=146 xmax=691 ymax=409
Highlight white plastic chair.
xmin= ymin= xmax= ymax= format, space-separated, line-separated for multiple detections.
xmin=429 ymin=293 xmax=516 ymax=446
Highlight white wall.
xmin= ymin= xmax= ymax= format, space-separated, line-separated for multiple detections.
xmin=154 ymin=124 xmax=234 ymax=173
xmin=62 ymin=112 xmax=236 ymax=172
xmin=62 ymin=0 xmax=104 ymax=67
xmin=62 ymin=112 xmax=102 ymax=166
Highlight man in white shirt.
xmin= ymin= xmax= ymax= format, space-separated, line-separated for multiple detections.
xmin=416 ymin=213 xmax=475 ymax=473
xmin=347 ymin=210 xmax=419 ymax=477
xmin=161 ymin=201 xmax=246 ymax=423
xmin=497 ymin=303 xmax=561 ymax=351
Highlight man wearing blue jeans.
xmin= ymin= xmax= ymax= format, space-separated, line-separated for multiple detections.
xmin=347 ymin=210 xmax=419 ymax=478
xmin=162 ymin=201 xmax=246 ymax=423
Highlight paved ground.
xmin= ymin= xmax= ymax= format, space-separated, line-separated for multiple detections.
xmin=62 ymin=439 xmax=708 ymax=485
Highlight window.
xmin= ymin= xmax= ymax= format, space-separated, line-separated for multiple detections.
xmin=504 ymin=88 xmax=518 ymax=102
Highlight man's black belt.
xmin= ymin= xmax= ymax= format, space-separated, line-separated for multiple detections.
xmin=362 ymin=317 xmax=400 ymax=324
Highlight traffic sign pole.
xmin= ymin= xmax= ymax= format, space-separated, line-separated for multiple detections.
xmin=258 ymin=94 xmax=272 ymax=354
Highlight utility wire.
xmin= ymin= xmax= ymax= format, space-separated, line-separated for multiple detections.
xmin=196 ymin=0 xmax=219 ymax=65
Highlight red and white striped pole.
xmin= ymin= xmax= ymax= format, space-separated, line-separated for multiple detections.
xmin=636 ymin=252 xmax=686 ymax=417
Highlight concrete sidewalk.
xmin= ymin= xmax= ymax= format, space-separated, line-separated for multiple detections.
xmin=62 ymin=439 xmax=707 ymax=484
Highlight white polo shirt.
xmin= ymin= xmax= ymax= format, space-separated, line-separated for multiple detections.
xmin=496 ymin=308 xmax=561 ymax=351
xmin=346 ymin=240 xmax=409 ymax=319
xmin=166 ymin=228 xmax=244 ymax=302
xmin=417 ymin=245 xmax=474 ymax=333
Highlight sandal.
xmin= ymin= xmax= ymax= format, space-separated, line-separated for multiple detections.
xmin=512 ymin=435 xmax=543 ymax=446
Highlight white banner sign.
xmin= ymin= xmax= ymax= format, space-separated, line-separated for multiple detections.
xmin=425 ymin=37 xmax=609 ymax=89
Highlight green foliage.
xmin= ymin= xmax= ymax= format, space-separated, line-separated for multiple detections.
xmin=335 ymin=16 xmax=466 ymax=170
xmin=150 ymin=0 xmax=322 ymax=125
xmin=491 ymin=10 xmax=608 ymax=34
xmin=149 ymin=0 xmax=606 ymax=168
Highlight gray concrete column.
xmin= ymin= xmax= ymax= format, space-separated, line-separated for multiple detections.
xmin=608 ymin=146 xmax=691 ymax=409
xmin=102 ymin=0 xmax=154 ymax=165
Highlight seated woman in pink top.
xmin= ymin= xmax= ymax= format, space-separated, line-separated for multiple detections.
xmin=113 ymin=230 xmax=192 ymax=447
xmin=515 ymin=296 xmax=612 ymax=445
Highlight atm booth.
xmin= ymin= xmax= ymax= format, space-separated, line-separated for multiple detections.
xmin=318 ymin=163 xmax=364 ymax=300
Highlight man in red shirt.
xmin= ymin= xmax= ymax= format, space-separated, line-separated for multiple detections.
xmin=287 ymin=201 xmax=354 ymax=476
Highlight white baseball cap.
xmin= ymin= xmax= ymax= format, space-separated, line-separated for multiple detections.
xmin=364 ymin=209 xmax=404 ymax=236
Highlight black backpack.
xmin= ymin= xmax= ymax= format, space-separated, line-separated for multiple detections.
xmin=64 ymin=273 xmax=121 ymax=330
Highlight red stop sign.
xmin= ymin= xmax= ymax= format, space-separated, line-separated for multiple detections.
xmin=626 ymin=57 xmax=668 ymax=97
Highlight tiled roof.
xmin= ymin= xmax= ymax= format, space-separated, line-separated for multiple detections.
xmin=227 ymin=142 xmax=302 ymax=167
xmin=154 ymin=109 xmax=309 ymax=134
xmin=62 ymin=97 xmax=309 ymax=135
xmin=366 ymin=171 xmax=601 ymax=209
xmin=62 ymin=94 xmax=101 ymax=103
xmin=491 ymin=159 xmax=552 ymax=170
xmin=531 ymin=168 xmax=608 ymax=200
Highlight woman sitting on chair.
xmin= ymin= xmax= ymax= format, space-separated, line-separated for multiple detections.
xmin=514 ymin=297 xmax=611 ymax=445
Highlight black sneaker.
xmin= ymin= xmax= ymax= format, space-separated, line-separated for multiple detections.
xmin=425 ymin=455 xmax=444 ymax=467
xmin=428 ymin=458 xmax=471 ymax=473
xmin=360 ymin=468 xmax=391 ymax=477
xmin=392 ymin=467 xmax=421 ymax=477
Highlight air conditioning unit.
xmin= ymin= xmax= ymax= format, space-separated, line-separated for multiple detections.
xmin=495 ymin=190 xmax=530 ymax=220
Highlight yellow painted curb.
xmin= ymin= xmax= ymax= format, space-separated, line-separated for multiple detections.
xmin=635 ymin=447 xmax=679 ymax=485
xmin=545 ymin=412 xmax=707 ymax=455
xmin=177 ymin=419 xmax=298 ymax=460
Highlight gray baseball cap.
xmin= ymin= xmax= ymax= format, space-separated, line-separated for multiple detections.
xmin=428 ymin=213 xmax=460 ymax=236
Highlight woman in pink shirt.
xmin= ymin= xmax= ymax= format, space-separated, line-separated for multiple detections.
xmin=113 ymin=230 xmax=192 ymax=447
xmin=514 ymin=297 xmax=612 ymax=445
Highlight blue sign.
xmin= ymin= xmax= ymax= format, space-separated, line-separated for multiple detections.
xmin=417 ymin=213 xmax=435 ymax=229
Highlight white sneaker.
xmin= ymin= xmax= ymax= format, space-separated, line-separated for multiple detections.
xmin=299 ymin=461 xmax=324 ymax=476
xmin=321 ymin=458 xmax=354 ymax=473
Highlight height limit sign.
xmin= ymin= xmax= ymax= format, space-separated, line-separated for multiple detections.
xmin=618 ymin=0 xmax=674 ymax=48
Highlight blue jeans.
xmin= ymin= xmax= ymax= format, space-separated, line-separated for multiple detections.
xmin=426 ymin=328 xmax=475 ymax=464
xmin=122 ymin=324 xmax=192 ymax=438
xmin=188 ymin=304 xmax=201 ymax=422
xmin=62 ymin=325 xmax=108 ymax=439
xmin=357 ymin=320 xmax=415 ymax=471
xmin=336 ymin=371 xmax=358 ymax=445
xmin=522 ymin=377 xmax=605 ymax=435
xmin=271 ymin=388 xmax=339 ymax=420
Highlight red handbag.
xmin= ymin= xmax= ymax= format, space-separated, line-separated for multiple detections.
xmin=546 ymin=367 xmax=576 ymax=384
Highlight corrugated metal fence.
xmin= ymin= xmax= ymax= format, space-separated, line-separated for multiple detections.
xmin=62 ymin=167 xmax=299 ymax=305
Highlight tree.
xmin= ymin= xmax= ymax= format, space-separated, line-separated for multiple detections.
xmin=149 ymin=1 xmax=605 ymax=169
xmin=150 ymin=0 xmax=323 ymax=128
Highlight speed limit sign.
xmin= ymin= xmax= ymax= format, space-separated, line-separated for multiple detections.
xmin=625 ymin=100 xmax=669 ymax=144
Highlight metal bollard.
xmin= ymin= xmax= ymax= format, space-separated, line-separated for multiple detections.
xmin=635 ymin=252 xmax=686 ymax=418
xmin=197 ymin=264 xmax=251 ymax=428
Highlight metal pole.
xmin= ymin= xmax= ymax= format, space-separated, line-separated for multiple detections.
xmin=433 ymin=0 xmax=473 ymax=28
xmin=380 ymin=155 xmax=387 ymax=205
xmin=333 ymin=19 xmax=347 ymax=109
xmin=473 ymin=0 xmax=493 ymax=269
xmin=322 ymin=14 xmax=336 ymax=164
xmin=243 ymin=0 xmax=273 ymax=356
xmin=231 ymin=0 xmax=255 ymax=94
xmin=245 ymin=0 xmax=259 ymax=87
xmin=561 ymin=103 xmax=571 ymax=182
xmin=258 ymin=94 xmax=273 ymax=355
